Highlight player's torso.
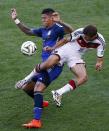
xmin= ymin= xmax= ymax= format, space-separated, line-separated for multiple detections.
xmin=71 ymin=37 xmax=100 ymax=56
xmin=70 ymin=28 xmax=104 ymax=56
xmin=42 ymin=24 xmax=62 ymax=46
xmin=41 ymin=24 xmax=64 ymax=61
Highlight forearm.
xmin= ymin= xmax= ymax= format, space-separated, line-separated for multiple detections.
xmin=14 ymin=19 xmax=34 ymax=36
xmin=96 ymin=57 xmax=103 ymax=64
xmin=52 ymin=37 xmax=69 ymax=50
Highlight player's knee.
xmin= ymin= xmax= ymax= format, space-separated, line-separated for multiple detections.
xmin=22 ymin=82 xmax=35 ymax=90
xmin=34 ymin=82 xmax=46 ymax=92
xmin=81 ymin=74 xmax=88 ymax=83
xmin=78 ymin=74 xmax=88 ymax=85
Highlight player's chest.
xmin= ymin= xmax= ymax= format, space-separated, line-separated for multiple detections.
xmin=42 ymin=29 xmax=57 ymax=40
xmin=77 ymin=37 xmax=100 ymax=48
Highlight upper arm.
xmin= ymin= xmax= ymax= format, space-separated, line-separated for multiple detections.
xmin=97 ymin=34 xmax=106 ymax=57
xmin=31 ymin=28 xmax=42 ymax=37
xmin=59 ymin=22 xmax=73 ymax=34
xmin=97 ymin=43 xmax=105 ymax=57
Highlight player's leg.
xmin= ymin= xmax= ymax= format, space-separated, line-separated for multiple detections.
xmin=22 ymin=65 xmax=63 ymax=128
xmin=23 ymin=70 xmax=51 ymax=128
xmin=22 ymin=81 xmax=46 ymax=128
xmin=46 ymin=64 xmax=63 ymax=106
xmin=15 ymin=68 xmax=39 ymax=89
xmin=16 ymin=74 xmax=49 ymax=107
xmin=64 ymin=63 xmax=88 ymax=91
xmin=16 ymin=54 xmax=60 ymax=89
xmin=52 ymin=64 xmax=88 ymax=106
xmin=35 ymin=44 xmax=69 ymax=106
xmin=35 ymin=54 xmax=60 ymax=72
xmin=71 ymin=64 xmax=88 ymax=86
xmin=23 ymin=81 xmax=35 ymax=98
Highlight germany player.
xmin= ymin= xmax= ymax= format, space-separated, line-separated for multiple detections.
xmin=35 ymin=25 xmax=105 ymax=107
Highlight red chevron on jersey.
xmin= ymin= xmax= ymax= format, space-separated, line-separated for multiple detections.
xmin=77 ymin=37 xmax=100 ymax=48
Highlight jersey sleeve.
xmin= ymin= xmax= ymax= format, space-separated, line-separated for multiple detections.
xmin=97 ymin=36 xmax=106 ymax=57
xmin=70 ymin=28 xmax=83 ymax=41
xmin=31 ymin=28 xmax=42 ymax=37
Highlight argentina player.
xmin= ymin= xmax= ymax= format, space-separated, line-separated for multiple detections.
xmin=11 ymin=8 xmax=73 ymax=128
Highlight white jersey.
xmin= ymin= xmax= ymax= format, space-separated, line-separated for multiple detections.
xmin=70 ymin=28 xmax=106 ymax=57
xmin=54 ymin=28 xmax=105 ymax=68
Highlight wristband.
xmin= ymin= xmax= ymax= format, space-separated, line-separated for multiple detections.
xmin=14 ymin=19 xmax=20 ymax=24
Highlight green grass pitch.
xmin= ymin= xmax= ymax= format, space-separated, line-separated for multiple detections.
xmin=0 ymin=0 xmax=109 ymax=130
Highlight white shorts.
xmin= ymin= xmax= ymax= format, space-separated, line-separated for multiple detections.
xmin=52 ymin=43 xmax=85 ymax=68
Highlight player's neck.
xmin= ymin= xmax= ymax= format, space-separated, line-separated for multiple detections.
xmin=45 ymin=22 xmax=55 ymax=28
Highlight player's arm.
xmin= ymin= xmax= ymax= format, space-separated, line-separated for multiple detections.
xmin=43 ymin=34 xmax=71 ymax=52
xmin=52 ymin=12 xmax=73 ymax=33
xmin=54 ymin=34 xmax=71 ymax=48
xmin=58 ymin=21 xmax=73 ymax=34
xmin=96 ymin=57 xmax=104 ymax=71
xmin=44 ymin=28 xmax=82 ymax=52
xmin=11 ymin=8 xmax=35 ymax=36
xmin=54 ymin=28 xmax=84 ymax=49
xmin=96 ymin=39 xmax=106 ymax=71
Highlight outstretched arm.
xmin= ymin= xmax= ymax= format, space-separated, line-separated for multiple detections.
xmin=11 ymin=8 xmax=35 ymax=36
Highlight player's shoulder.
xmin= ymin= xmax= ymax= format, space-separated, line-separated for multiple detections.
xmin=53 ymin=23 xmax=64 ymax=33
xmin=96 ymin=33 xmax=106 ymax=46
xmin=73 ymin=28 xmax=84 ymax=34
xmin=55 ymin=23 xmax=63 ymax=28
xmin=74 ymin=28 xmax=84 ymax=32
xmin=71 ymin=28 xmax=84 ymax=36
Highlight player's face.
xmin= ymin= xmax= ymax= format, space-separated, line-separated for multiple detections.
xmin=41 ymin=14 xmax=54 ymax=27
xmin=84 ymin=34 xmax=97 ymax=42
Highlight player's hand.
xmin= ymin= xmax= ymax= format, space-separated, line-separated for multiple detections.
xmin=43 ymin=46 xmax=54 ymax=52
xmin=52 ymin=12 xmax=61 ymax=22
xmin=95 ymin=62 xmax=103 ymax=71
xmin=11 ymin=8 xmax=17 ymax=20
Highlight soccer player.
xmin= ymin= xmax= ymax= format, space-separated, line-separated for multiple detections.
xmin=35 ymin=25 xmax=106 ymax=107
xmin=11 ymin=8 xmax=73 ymax=89
xmin=11 ymin=8 xmax=73 ymax=128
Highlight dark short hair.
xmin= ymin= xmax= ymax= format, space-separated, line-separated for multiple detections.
xmin=83 ymin=25 xmax=97 ymax=37
xmin=41 ymin=8 xmax=55 ymax=15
